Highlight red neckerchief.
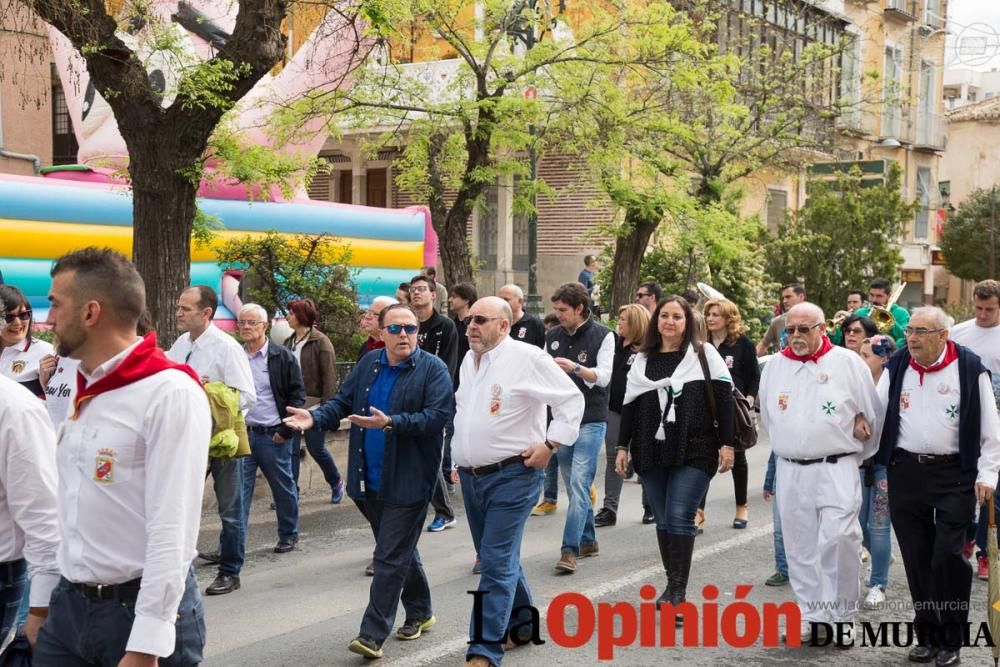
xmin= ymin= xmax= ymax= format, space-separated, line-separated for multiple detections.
xmin=908 ymin=340 xmax=958 ymax=386
xmin=71 ymin=333 xmax=201 ymax=420
xmin=780 ymin=335 xmax=834 ymax=363
xmin=365 ymin=337 xmax=386 ymax=353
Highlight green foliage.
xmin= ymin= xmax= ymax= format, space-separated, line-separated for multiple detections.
xmin=940 ymin=186 xmax=1000 ymax=281
xmin=764 ymin=162 xmax=917 ymax=318
xmin=192 ymin=208 xmax=223 ymax=249
xmin=176 ymin=59 xmax=251 ymax=112
xmin=215 ymin=232 xmax=362 ymax=357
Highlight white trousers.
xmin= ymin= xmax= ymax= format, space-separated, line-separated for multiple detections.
xmin=776 ymin=455 xmax=862 ymax=623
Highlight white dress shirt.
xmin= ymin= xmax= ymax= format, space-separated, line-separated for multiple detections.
xmin=581 ymin=331 xmax=615 ymax=389
xmin=453 ymin=337 xmax=585 ymax=468
xmin=876 ymin=348 xmax=1000 ymax=486
xmin=57 ymin=339 xmax=212 ymax=657
xmin=0 ymin=375 xmax=60 ymax=607
xmin=167 ymin=323 xmax=256 ymax=410
xmin=0 ymin=337 xmax=54 ymax=392
xmin=760 ymin=346 xmax=883 ymax=461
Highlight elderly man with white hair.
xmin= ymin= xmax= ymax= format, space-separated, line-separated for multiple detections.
xmin=874 ymin=306 xmax=1000 ymax=667
xmin=498 ymin=284 xmax=545 ymax=348
xmin=237 ymin=304 xmax=306 ymax=555
xmin=759 ymin=301 xmax=882 ymax=645
xmin=358 ymin=296 xmax=398 ymax=361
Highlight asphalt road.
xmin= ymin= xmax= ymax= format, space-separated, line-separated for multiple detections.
xmin=196 ymin=438 xmax=999 ymax=666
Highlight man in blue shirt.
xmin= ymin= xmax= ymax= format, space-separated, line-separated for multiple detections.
xmin=283 ymin=304 xmax=454 ymax=661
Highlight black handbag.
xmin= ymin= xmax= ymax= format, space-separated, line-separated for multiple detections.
xmin=697 ymin=345 xmax=758 ymax=451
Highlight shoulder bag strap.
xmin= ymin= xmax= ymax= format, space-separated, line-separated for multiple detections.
xmin=697 ymin=345 xmax=721 ymax=437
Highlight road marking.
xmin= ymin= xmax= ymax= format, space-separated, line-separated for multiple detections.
xmin=389 ymin=523 xmax=774 ymax=665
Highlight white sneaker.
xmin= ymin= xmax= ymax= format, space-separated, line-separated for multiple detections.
xmin=863 ymin=585 xmax=886 ymax=609
xmin=860 ymin=547 xmax=869 ymax=562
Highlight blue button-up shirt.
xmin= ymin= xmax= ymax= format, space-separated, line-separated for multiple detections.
xmin=245 ymin=342 xmax=281 ymax=427
xmin=363 ymin=350 xmax=404 ymax=491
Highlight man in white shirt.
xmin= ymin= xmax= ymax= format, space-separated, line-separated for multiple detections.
xmin=454 ymin=297 xmax=584 ymax=667
xmin=875 ymin=306 xmax=1000 ymax=667
xmin=0 ymin=375 xmax=60 ymax=648
xmin=759 ymin=302 xmax=881 ymax=645
xmin=35 ymin=248 xmax=211 ymax=667
xmin=166 ymin=286 xmax=256 ymax=596
xmin=951 ymin=279 xmax=1000 ymax=580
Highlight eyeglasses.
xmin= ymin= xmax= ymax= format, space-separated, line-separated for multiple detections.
xmin=408 ymin=286 xmax=430 ymax=294
xmin=3 ymin=310 xmax=31 ymax=324
xmin=843 ymin=327 xmax=866 ymax=335
xmin=635 ymin=292 xmax=650 ymax=299
xmin=463 ymin=315 xmax=502 ymax=326
xmin=237 ymin=319 xmax=262 ymax=326
xmin=903 ymin=327 xmax=943 ymax=337
xmin=783 ymin=323 xmax=823 ymax=336
xmin=384 ymin=323 xmax=419 ymax=335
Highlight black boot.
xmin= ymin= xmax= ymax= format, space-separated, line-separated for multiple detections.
xmin=667 ymin=533 xmax=697 ymax=627
xmin=655 ymin=529 xmax=671 ymax=607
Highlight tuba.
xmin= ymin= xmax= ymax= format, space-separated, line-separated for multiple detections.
xmin=869 ymin=283 xmax=907 ymax=335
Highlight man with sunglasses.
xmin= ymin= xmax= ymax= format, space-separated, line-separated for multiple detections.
xmin=874 ymin=306 xmax=1000 ymax=666
xmin=759 ymin=302 xmax=882 ymax=645
xmin=756 ymin=283 xmax=806 ymax=356
xmin=0 ymin=285 xmax=54 ymax=397
xmin=634 ymin=281 xmax=662 ymax=315
xmin=283 ymin=303 xmax=454 ymax=660
xmin=454 ymin=297 xmax=584 ymax=667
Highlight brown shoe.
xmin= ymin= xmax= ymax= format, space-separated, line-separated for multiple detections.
xmin=580 ymin=542 xmax=599 ymax=558
xmin=466 ymin=656 xmax=492 ymax=666
xmin=556 ymin=551 xmax=577 ymax=573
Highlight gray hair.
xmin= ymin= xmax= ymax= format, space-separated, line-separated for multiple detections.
xmin=910 ymin=306 xmax=949 ymax=330
xmin=239 ymin=303 xmax=268 ymax=322
xmin=787 ymin=302 xmax=825 ymax=325
xmin=371 ymin=295 xmax=398 ymax=311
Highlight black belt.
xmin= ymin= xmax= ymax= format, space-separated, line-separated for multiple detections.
xmin=247 ymin=424 xmax=282 ymax=434
xmin=893 ymin=449 xmax=960 ymax=465
xmin=0 ymin=559 xmax=26 ymax=586
xmin=458 ymin=455 xmax=526 ymax=477
xmin=784 ymin=452 xmax=853 ymax=466
xmin=72 ymin=576 xmax=143 ymax=603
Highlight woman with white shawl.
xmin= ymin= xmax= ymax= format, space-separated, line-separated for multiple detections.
xmin=615 ymin=295 xmax=736 ymax=627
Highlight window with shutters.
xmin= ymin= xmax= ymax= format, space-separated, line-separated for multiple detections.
xmin=882 ymin=45 xmax=904 ymax=138
xmin=915 ymin=167 xmax=932 ymax=239
xmin=512 ymin=175 xmax=529 ymax=271
xmin=766 ymin=188 xmax=788 ymax=234
xmin=478 ymin=184 xmax=498 ymax=270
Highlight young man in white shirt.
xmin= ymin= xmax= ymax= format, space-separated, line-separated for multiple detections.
xmin=167 ymin=286 xmax=256 ymax=596
xmin=35 ymin=248 xmax=211 ymax=667
xmin=0 ymin=375 xmax=60 ymax=648
xmin=453 ymin=297 xmax=584 ymax=667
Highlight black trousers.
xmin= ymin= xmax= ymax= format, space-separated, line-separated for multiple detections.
xmin=353 ymin=492 xmax=432 ymax=644
xmin=888 ymin=454 xmax=977 ymax=650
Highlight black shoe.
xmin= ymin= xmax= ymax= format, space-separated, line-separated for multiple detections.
xmin=934 ymin=649 xmax=960 ymax=667
xmin=274 ymin=538 xmax=298 ymax=553
xmin=348 ymin=635 xmax=383 ymax=659
xmin=908 ymin=645 xmax=939 ymax=663
xmin=365 ymin=559 xmax=375 ymax=576
xmin=206 ymin=573 xmax=240 ymax=595
xmin=197 ymin=551 xmax=220 ymax=564
xmin=594 ymin=508 xmax=617 ymax=527
xmin=396 ymin=616 xmax=436 ymax=640
xmin=641 ymin=508 xmax=655 ymax=525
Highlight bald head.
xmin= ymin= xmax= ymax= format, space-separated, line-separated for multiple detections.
xmin=474 ymin=296 xmax=514 ymax=324
xmin=785 ymin=302 xmax=827 ymax=356
xmin=787 ymin=302 xmax=825 ymax=326
xmin=467 ymin=296 xmax=512 ymax=355
xmin=497 ymin=284 xmax=525 ymax=319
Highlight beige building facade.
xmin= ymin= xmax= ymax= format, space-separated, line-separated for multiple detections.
xmin=0 ymin=8 xmax=52 ymax=176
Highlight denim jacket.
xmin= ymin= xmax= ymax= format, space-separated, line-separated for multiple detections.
xmin=311 ymin=347 xmax=455 ymax=505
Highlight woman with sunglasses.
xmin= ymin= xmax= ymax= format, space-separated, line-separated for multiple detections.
xmin=856 ymin=334 xmax=896 ymax=611
xmin=615 ymin=296 xmax=735 ymax=625
xmin=0 ymin=285 xmax=53 ymax=398
xmin=838 ymin=314 xmax=878 ymax=355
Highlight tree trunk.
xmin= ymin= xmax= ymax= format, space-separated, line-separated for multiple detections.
xmin=609 ymin=205 xmax=662 ymax=311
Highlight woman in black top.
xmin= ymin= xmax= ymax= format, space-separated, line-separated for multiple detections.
xmin=838 ymin=314 xmax=878 ymax=355
xmin=594 ymin=304 xmax=649 ymax=528
xmin=616 ymin=296 xmax=735 ymax=625
xmin=701 ymin=299 xmax=760 ymax=529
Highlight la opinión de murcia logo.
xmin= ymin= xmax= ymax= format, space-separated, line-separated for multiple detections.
xmin=469 ymin=586 xmax=999 ymax=660
xmin=950 ymin=20 xmax=1000 ymax=68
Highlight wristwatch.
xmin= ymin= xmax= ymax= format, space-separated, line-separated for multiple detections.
xmin=572 ymin=363 xmax=581 ymax=375
xmin=382 ymin=416 xmax=393 ymax=434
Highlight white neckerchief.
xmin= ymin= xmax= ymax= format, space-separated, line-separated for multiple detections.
xmin=623 ymin=344 xmax=732 ymax=439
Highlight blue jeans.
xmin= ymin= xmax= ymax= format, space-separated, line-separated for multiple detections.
xmin=640 ymin=465 xmax=711 ymax=536
xmin=242 ymin=430 xmax=299 ymax=541
xmin=354 ymin=493 xmax=431 ymax=644
xmin=1 ymin=560 xmax=26 ymax=642
xmin=210 ymin=456 xmax=246 ymax=576
xmin=541 ymin=455 xmax=559 ymax=504
xmin=290 ymin=429 xmax=342 ymax=491
xmin=859 ymin=465 xmax=891 ymax=588
xmin=460 ymin=461 xmax=543 ymax=666
xmin=772 ymin=494 xmax=788 ymax=576
xmin=556 ymin=422 xmax=606 ymax=553
xmin=34 ymin=568 xmax=204 ymax=666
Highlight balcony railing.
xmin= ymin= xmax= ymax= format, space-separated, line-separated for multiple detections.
xmin=884 ymin=0 xmax=917 ymax=21
xmin=914 ymin=112 xmax=946 ymax=151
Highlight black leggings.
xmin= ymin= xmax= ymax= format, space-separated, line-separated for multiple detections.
xmin=698 ymin=450 xmax=748 ymax=509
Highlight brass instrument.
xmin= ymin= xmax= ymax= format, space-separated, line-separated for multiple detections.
xmin=826 ymin=311 xmax=849 ymax=331
xmin=869 ymin=282 xmax=907 ymax=335
xmin=696 ymin=282 xmax=725 ymax=302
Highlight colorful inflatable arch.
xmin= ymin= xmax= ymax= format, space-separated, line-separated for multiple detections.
xmin=0 ymin=170 xmax=437 ymax=329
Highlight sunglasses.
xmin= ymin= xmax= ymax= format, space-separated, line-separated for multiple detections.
xmin=635 ymin=292 xmax=650 ymax=299
xmin=783 ymin=323 xmax=822 ymax=336
xmin=463 ymin=315 xmax=502 ymax=326
xmin=384 ymin=323 xmax=418 ymax=335
xmin=3 ymin=310 xmax=31 ymax=324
